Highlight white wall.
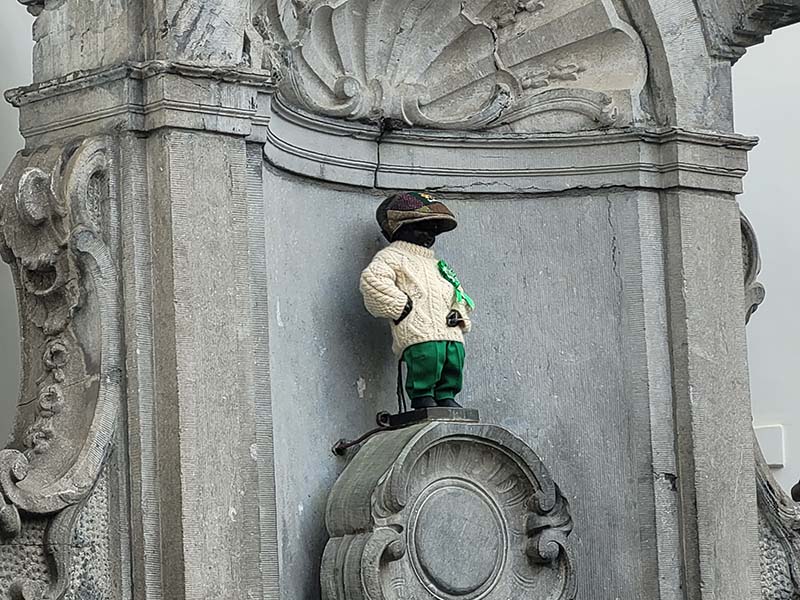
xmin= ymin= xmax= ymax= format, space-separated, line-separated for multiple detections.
xmin=0 ymin=6 xmax=31 ymax=445
xmin=0 ymin=6 xmax=796 ymax=492
xmin=735 ymin=25 xmax=800 ymax=493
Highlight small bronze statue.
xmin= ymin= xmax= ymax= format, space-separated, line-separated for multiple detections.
xmin=360 ymin=191 xmax=474 ymax=411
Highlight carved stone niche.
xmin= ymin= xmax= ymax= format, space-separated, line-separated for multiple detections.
xmin=257 ymin=0 xmax=648 ymax=132
xmin=0 ymin=136 xmax=122 ymax=600
xmin=322 ymin=421 xmax=576 ymax=600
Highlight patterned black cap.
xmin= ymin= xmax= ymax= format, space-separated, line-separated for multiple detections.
xmin=376 ymin=192 xmax=457 ymax=241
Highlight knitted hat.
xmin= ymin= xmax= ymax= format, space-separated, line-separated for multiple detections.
xmin=376 ymin=191 xmax=458 ymax=241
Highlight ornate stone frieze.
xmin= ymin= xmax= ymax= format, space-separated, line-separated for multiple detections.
xmin=257 ymin=0 xmax=648 ymax=132
xmin=322 ymin=421 xmax=576 ymax=600
xmin=0 ymin=136 xmax=122 ymax=599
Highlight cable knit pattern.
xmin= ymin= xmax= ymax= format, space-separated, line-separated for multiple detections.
xmin=360 ymin=241 xmax=472 ymax=356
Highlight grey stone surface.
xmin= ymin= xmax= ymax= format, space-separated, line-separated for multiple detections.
xmin=266 ymin=0 xmax=648 ymax=132
xmin=144 ymin=129 xmax=263 ymax=599
xmin=262 ymin=164 xmax=688 ymax=598
xmin=0 ymin=135 xmax=126 ymax=599
xmin=265 ymin=96 xmax=756 ymax=193
xmin=321 ymin=421 xmax=575 ymax=600
xmin=757 ymin=441 xmax=800 ymax=600
xmin=740 ymin=211 xmax=800 ymax=600
xmin=1 ymin=0 xmax=798 ymax=599
xmin=662 ymin=190 xmax=761 ymax=599
xmin=1 ymin=2 xmax=277 ymax=599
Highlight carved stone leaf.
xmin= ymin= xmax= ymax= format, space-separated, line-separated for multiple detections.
xmin=257 ymin=0 xmax=647 ymax=132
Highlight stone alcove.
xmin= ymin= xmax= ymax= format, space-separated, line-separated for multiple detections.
xmin=0 ymin=1 xmax=796 ymax=599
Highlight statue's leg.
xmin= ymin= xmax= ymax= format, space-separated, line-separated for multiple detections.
xmin=403 ymin=342 xmax=445 ymax=409
xmin=435 ymin=341 xmax=465 ymax=407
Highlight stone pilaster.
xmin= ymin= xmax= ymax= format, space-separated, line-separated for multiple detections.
xmin=1 ymin=2 xmax=278 ymax=599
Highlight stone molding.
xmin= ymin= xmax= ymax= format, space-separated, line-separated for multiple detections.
xmin=6 ymin=62 xmax=275 ymax=146
xmin=322 ymin=421 xmax=576 ymax=600
xmin=260 ymin=0 xmax=648 ymax=133
xmin=0 ymin=136 xmax=122 ymax=599
xmin=696 ymin=0 xmax=800 ymax=61
xmin=265 ymin=96 xmax=757 ymax=193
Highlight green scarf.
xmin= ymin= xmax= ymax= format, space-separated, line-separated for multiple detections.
xmin=437 ymin=260 xmax=475 ymax=310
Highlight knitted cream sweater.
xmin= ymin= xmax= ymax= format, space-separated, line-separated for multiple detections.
xmin=360 ymin=241 xmax=472 ymax=356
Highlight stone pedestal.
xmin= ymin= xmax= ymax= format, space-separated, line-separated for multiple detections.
xmin=0 ymin=1 xmax=797 ymax=599
xmin=322 ymin=421 xmax=575 ymax=600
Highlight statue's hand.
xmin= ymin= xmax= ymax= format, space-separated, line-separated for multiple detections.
xmin=446 ymin=310 xmax=464 ymax=328
xmin=394 ymin=296 xmax=414 ymax=324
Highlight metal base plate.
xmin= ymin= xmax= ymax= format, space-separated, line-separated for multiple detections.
xmin=386 ymin=407 xmax=480 ymax=428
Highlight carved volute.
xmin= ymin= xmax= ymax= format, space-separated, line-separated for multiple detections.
xmin=740 ymin=212 xmax=800 ymax=600
xmin=0 ymin=137 xmax=121 ymax=600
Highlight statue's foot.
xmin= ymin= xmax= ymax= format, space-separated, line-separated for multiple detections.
xmin=411 ymin=396 xmax=436 ymax=409
xmin=436 ymin=398 xmax=462 ymax=408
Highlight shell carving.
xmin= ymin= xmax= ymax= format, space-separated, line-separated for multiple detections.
xmin=262 ymin=0 xmax=648 ymax=131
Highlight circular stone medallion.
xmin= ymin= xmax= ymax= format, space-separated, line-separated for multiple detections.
xmin=410 ymin=479 xmax=506 ymax=598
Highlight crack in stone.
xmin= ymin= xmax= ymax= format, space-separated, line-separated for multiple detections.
xmin=459 ymin=1 xmax=517 ymax=125
xmin=606 ymin=195 xmax=619 ymax=277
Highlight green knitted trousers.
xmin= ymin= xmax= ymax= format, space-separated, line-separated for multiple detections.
xmin=402 ymin=340 xmax=465 ymax=401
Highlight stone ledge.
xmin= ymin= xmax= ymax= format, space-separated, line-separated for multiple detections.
xmin=6 ymin=62 xmax=275 ymax=145
xmin=265 ymin=96 xmax=758 ymax=194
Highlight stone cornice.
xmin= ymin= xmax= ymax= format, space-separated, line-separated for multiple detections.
xmin=265 ymin=96 xmax=757 ymax=194
xmin=695 ymin=0 xmax=800 ymax=61
xmin=16 ymin=0 xmax=41 ymax=16
xmin=6 ymin=61 xmax=275 ymax=145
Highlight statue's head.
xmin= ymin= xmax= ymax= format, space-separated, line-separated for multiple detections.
xmin=376 ymin=191 xmax=457 ymax=248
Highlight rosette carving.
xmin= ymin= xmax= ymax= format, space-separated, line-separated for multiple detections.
xmin=322 ymin=421 xmax=576 ymax=600
xmin=256 ymin=0 xmax=647 ymax=132
xmin=0 ymin=137 xmax=121 ymax=599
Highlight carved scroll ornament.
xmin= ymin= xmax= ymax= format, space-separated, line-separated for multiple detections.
xmin=740 ymin=211 xmax=800 ymax=600
xmin=322 ymin=421 xmax=576 ymax=600
xmin=757 ymin=445 xmax=800 ymax=600
xmin=0 ymin=137 xmax=121 ymax=600
xmin=256 ymin=0 xmax=648 ymax=132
